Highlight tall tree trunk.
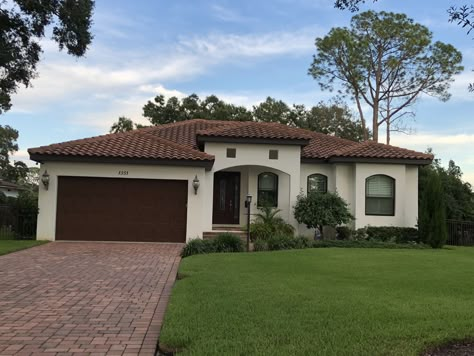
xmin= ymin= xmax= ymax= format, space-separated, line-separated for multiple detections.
xmin=386 ymin=116 xmax=390 ymax=145
xmin=372 ymin=100 xmax=379 ymax=142
xmin=355 ymin=94 xmax=368 ymax=141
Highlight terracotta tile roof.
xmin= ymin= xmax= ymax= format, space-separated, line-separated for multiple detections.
xmin=302 ymin=131 xmax=360 ymax=160
xmin=28 ymin=129 xmax=214 ymax=161
xmin=29 ymin=119 xmax=432 ymax=164
xmin=331 ymin=140 xmax=433 ymax=161
xmin=0 ymin=179 xmax=23 ymax=190
xmin=196 ymin=121 xmax=313 ymax=141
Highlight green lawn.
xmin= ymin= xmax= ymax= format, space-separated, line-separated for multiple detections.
xmin=160 ymin=248 xmax=474 ymax=356
xmin=0 ymin=240 xmax=47 ymax=256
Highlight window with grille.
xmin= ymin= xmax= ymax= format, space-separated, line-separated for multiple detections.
xmin=307 ymin=174 xmax=328 ymax=194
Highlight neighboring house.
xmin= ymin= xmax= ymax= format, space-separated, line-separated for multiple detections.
xmin=28 ymin=119 xmax=432 ymax=243
xmin=0 ymin=179 xmax=23 ymax=198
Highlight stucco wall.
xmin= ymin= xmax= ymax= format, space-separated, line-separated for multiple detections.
xmin=353 ymin=163 xmax=418 ymax=229
xmin=36 ymin=162 xmax=206 ymax=241
xmin=203 ymin=142 xmax=302 ymax=230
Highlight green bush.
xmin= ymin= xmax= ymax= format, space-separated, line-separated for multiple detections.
xmin=266 ymin=234 xmax=296 ymax=250
xmin=355 ymin=226 xmax=419 ymax=243
xmin=294 ymin=191 xmax=353 ymax=239
xmin=313 ymin=240 xmax=428 ymax=249
xmin=182 ymin=233 xmax=244 ymax=257
xmin=253 ymin=239 xmax=268 ymax=252
xmin=250 ymin=206 xmax=295 ymax=241
xmin=336 ymin=226 xmax=352 ymax=240
xmin=213 ymin=233 xmax=244 ymax=253
xmin=181 ymin=239 xmax=216 ymax=257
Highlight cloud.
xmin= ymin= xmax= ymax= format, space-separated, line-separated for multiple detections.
xmin=210 ymin=4 xmax=252 ymax=23
xmin=391 ymin=132 xmax=474 ymax=186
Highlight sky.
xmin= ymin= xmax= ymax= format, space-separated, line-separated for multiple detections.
xmin=3 ymin=0 xmax=474 ymax=184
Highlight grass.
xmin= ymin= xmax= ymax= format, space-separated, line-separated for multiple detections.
xmin=160 ymin=247 xmax=474 ymax=356
xmin=0 ymin=240 xmax=47 ymax=256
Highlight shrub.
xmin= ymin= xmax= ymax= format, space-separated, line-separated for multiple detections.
xmin=419 ymin=169 xmax=448 ymax=248
xmin=358 ymin=226 xmax=419 ymax=243
xmin=213 ymin=233 xmax=244 ymax=253
xmin=250 ymin=206 xmax=295 ymax=241
xmin=253 ymin=239 xmax=268 ymax=252
xmin=294 ymin=191 xmax=354 ymax=239
xmin=181 ymin=239 xmax=215 ymax=257
xmin=294 ymin=235 xmax=314 ymax=249
xmin=312 ymin=240 xmax=429 ymax=249
xmin=336 ymin=226 xmax=352 ymax=240
xmin=266 ymin=234 xmax=296 ymax=250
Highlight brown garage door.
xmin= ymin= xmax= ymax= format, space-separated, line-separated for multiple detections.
xmin=56 ymin=176 xmax=187 ymax=242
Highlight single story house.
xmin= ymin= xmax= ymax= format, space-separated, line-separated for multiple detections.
xmin=0 ymin=179 xmax=24 ymax=198
xmin=28 ymin=119 xmax=432 ymax=243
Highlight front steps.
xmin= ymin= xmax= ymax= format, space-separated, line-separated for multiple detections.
xmin=203 ymin=225 xmax=248 ymax=240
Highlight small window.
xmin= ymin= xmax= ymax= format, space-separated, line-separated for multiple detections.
xmin=307 ymin=174 xmax=328 ymax=193
xmin=269 ymin=150 xmax=279 ymax=160
xmin=258 ymin=172 xmax=278 ymax=207
xmin=226 ymin=148 xmax=236 ymax=158
xmin=365 ymin=175 xmax=395 ymax=216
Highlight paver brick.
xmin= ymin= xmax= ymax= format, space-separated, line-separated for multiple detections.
xmin=0 ymin=242 xmax=182 ymax=355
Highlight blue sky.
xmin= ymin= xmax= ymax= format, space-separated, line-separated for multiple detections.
xmin=4 ymin=0 xmax=474 ymax=184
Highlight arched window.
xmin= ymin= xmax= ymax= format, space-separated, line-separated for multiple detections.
xmin=258 ymin=172 xmax=278 ymax=207
xmin=365 ymin=175 xmax=395 ymax=216
xmin=307 ymin=174 xmax=328 ymax=194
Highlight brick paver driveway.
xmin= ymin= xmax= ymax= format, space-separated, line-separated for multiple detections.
xmin=0 ymin=242 xmax=182 ymax=356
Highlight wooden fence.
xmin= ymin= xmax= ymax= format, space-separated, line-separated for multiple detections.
xmin=447 ymin=220 xmax=474 ymax=246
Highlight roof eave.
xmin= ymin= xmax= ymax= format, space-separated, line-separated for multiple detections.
xmin=29 ymin=154 xmax=215 ymax=171
xmin=328 ymin=157 xmax=433 ymax=165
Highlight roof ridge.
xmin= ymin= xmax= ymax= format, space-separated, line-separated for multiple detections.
xmin=139 ymin=131 xmax=214 ymax=160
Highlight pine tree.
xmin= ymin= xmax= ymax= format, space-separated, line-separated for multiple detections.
xmin=419 ymin=170 xmax=448 ymax=248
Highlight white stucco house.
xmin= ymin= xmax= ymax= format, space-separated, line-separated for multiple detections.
xmin=28 ymin=119 xmax=432 ymax=243
xmin=0 ymin=179 xmax=23 ymax=199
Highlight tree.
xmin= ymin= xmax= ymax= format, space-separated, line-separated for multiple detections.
xmin=297 ymin=100 xmax=368 ymax=141
xmin=419 ymin=169 xmax=448 ymax=248
xmin=0 ymin=0 xmax=95 ymax=114
xmin=309 ymin=11 xmax=463 ymax=144
xmin=294 ymin=191 xmax=354 ymax=239
xmin=110 ymin=116 xmax=134 ymax=133
xmin=0 ymin=125 xmax=28 ymax=183
xmin=419 ymin=151 xmax=474 ymax=221
xmin=143 ymin=94 xmax=252 ymax=125
xmin=253 ymin=97 xmax=292 ymax=124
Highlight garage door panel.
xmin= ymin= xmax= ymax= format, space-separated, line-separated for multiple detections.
xmin=56 ymin=177 xmax=187 ymax=242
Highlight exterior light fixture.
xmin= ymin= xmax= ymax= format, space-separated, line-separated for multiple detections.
xmin=192 ymin=175 xmax=200 ymax=195
xmin=41 ymin=170 xmax=50 ymax=190
xmin=245 ymin=194 xmax=252 ymax=252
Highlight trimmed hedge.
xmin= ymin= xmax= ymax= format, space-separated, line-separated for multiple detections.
xmin=181 ymin=233 xmax=244 ymax=257
xmin=355 ymin=226 xmax=419 ymax=243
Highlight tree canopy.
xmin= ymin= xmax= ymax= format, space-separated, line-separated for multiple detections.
xmin=0 ymin=125 xmax=28 ymax=183
xmin=111 ymin=94 xmax=368 ymax=141
xmin=0 ymin=0 xmax=95 ymax=114
xmin=309 ymin=11 xmax=463 ymax=144
xmin=419 ymin=151 xmax=474 ymax=221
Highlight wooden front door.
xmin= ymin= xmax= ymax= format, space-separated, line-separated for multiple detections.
xmin=213 ymin=172 xmax=240 ymax=224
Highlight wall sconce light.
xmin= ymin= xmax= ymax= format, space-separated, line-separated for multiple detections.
xmin=192 ymin=175 xmax=200 ymax=195
xmin=245 ymin=194 xmax=252 ymax=208
xmin=41 ymin=170 xmax=50 ymax=190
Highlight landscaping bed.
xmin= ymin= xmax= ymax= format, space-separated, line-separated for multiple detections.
xmin=0 ymin=240 xmax=47 ymax=256
xmin=160 ymin=247 xmax=474 ymax=355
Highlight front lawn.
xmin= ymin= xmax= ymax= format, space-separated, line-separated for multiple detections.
xmin=0 ymin=240 xmax=47 ymax=256
xmin=160 ymin=248 xmax=474 ymax=355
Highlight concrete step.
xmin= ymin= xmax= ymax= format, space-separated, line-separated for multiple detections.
xmin=212 ymin=225 xmax=246 ymax=232
xmin=203 ymin=230 xmax=248 ymax=240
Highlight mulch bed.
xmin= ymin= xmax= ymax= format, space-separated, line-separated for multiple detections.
xmin=422 ymin=340 xmax=474 ymax=356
